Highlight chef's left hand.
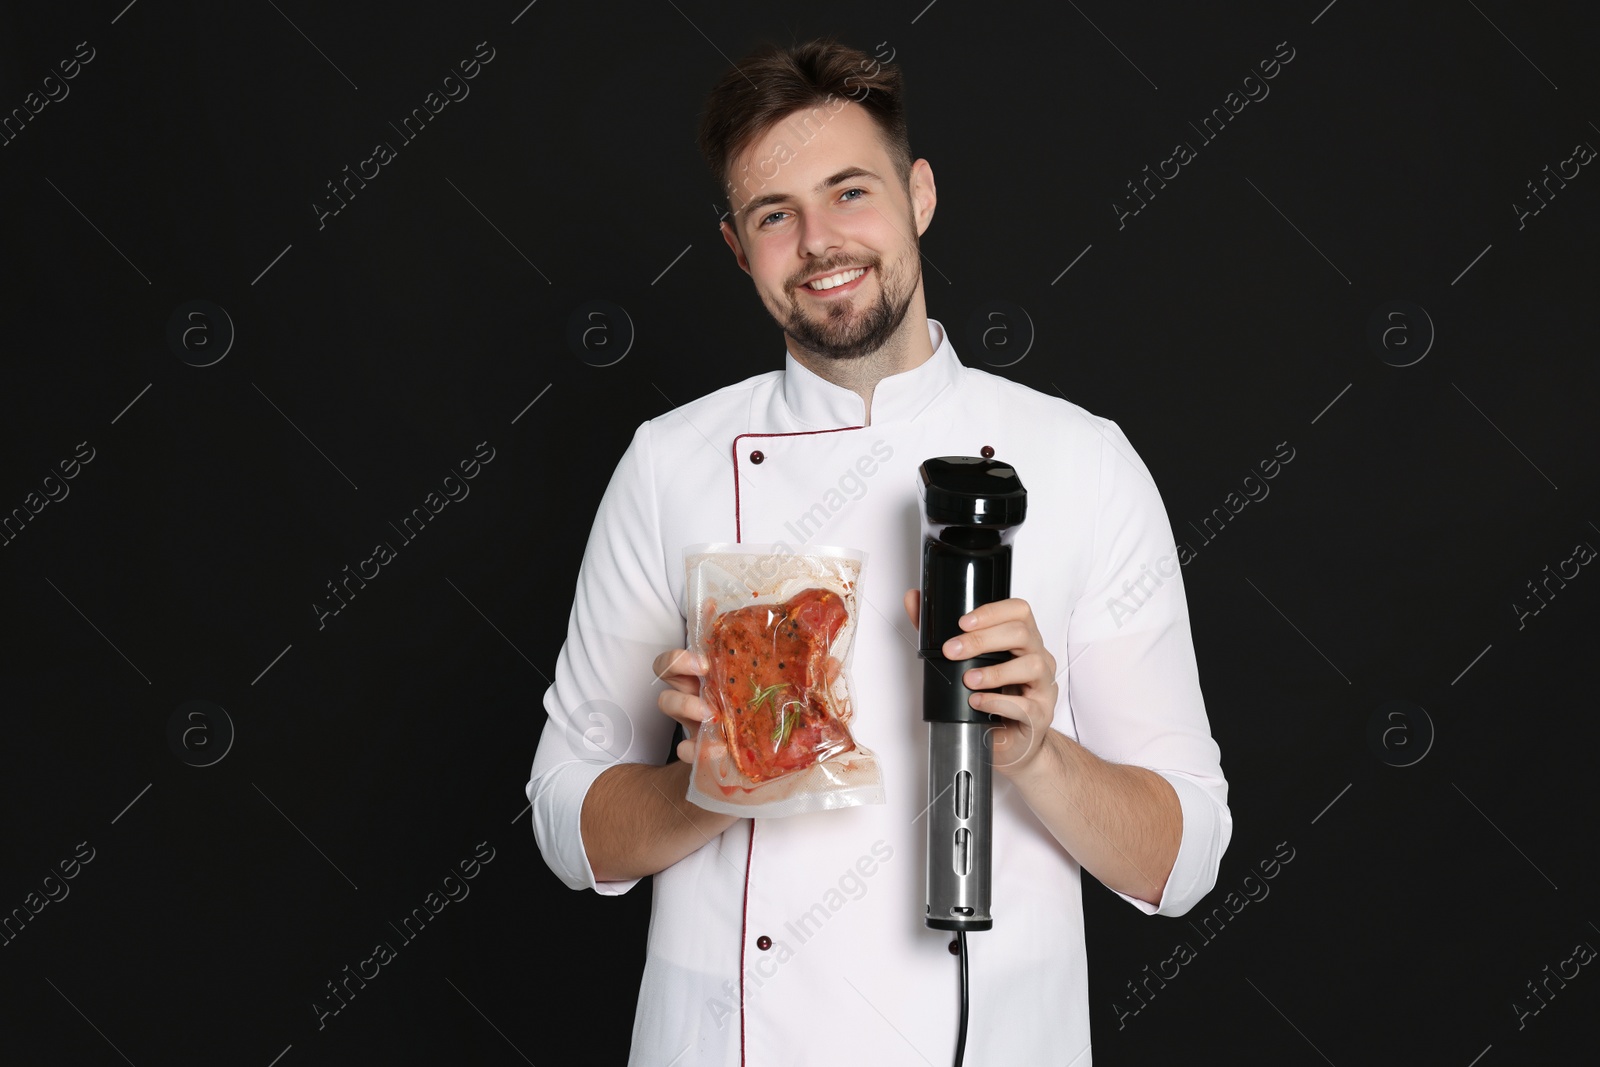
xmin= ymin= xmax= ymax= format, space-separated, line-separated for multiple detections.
xmin=903 ymin=590 xmax=1058 ymax=779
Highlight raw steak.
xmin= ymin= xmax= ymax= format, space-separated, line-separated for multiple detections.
xmin=705 ymin=586 xmax=854 ymax=783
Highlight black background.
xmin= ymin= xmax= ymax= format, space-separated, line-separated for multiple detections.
xmin=2 ymin=1 xmax=1596 ymax=1064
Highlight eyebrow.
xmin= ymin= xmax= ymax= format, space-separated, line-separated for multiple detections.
xmin=735 ymin=166 xmax=885 ymax=224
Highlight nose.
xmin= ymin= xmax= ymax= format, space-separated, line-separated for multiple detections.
xmin=795 ymin=208 xmax=846 ymax=263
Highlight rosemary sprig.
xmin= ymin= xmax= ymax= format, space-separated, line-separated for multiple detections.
xmin=746 ymin=677 xmax=802 ymax=750
xmin=748 ymin=677 xmax=788 ymax=713
xmin=771 ymin=700 xmax=803 ymax=750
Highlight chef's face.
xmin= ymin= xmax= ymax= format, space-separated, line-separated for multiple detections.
xmin=719 ymin=102 xmax=935 ymax=363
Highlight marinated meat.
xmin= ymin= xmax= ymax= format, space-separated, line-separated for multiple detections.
xmin=705 ymin=586 xmax=854 ymax=783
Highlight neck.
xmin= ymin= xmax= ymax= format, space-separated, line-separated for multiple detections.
xmin=786 ymin=304 xmax=933 ymax=426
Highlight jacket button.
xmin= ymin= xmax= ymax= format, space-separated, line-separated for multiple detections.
xmin=750 ymin=449 xmax=765 ymax=464
xmin=980 ymin=445 xmax=995 ymax=459
xmin=756 ymin=935 xmax=772 ymax=950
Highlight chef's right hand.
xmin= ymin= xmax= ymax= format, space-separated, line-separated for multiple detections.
xmin=652 ymin=649 xmax=712 ymax=763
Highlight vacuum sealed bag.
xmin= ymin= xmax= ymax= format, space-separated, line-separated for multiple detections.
xmin=683 ymin=543 xmax=885 ymax=818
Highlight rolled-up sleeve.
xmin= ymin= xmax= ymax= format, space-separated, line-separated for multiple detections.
xmin=1062 ymin=417 xmax=1232 ymax=918
xmin=525 ymin=420 xmax=684 ymax=895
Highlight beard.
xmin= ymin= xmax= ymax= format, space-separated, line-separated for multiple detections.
xmin=772 ymin=240 xmax=919 ymax=363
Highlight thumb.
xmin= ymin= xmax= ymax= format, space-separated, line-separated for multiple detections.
xmin=903 ymin=588 xmax=919 ymax=629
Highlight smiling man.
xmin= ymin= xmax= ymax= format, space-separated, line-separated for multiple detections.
xmin=717 ymin=81 xmax=932 ymax=407
xmin=527 ymin=36 xmax=1231 ymax=1066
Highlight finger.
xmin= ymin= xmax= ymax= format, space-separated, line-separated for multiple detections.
xmin=652 ymin=646 xmax=704 ymax=681
xmin=943 ymin=619 xmax=1036 ymax=659
xmin=963 ymin=652 xmax=1054 ymax=692
xmin=955 ymin=598 xmax=1029 ymax=631
xmin=678 ymin=728 xmax=726 ymax=764
xmin=902 ymin=588 xmax=920 ymax=629
xmin=650 ymin=648 xmax=678 ymax=681
xmin=969 ymin=689 xmax=1035 ymax=723
xmin=659 ymin=687 xmax=712 ymax=730
xmin=662 ymin=669 xmax=707 ymax=696
xmin=652 ymin=648 xmax=706 ymax=683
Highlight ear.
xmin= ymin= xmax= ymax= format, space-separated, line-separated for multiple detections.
xmin=720 ymin=220 xmax=750 ymax=275
xmin=909 ymin=158 xmax=937 ymax=237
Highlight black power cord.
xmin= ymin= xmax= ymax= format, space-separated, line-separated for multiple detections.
xmin=953 ymin=930 xmax=969 ymax=1067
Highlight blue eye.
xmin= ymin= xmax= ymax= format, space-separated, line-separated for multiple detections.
xmin=758 ymin=189 xmax=868 ymax=228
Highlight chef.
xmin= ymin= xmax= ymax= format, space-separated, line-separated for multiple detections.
xmin=526 ymin=38 xmax=1230 ymax=1066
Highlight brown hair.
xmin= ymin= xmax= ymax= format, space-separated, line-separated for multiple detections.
xmin=697 ymin=36 xmax=912 ymax=216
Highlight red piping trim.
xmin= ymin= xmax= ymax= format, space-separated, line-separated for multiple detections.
xmin=739 ymin=821 xmax=753 ymax=1065
xmin=731 ymin=426 xmax=865 ymax=542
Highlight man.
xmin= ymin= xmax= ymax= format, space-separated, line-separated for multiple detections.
xmin=526 ymin=36 xmax=1230 ymax=1065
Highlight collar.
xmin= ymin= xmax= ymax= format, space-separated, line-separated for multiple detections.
xmin=780 ymin=317 xmax=963 ymax=428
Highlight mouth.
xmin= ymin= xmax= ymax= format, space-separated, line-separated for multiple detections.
xmin=798 ymin=265 xmax=870 ymax=297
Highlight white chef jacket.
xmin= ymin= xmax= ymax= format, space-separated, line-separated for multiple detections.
xmin=526 ymin=317 xmax=1231 ymax=1066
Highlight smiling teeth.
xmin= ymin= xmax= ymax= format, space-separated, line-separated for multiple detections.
xmin=806 ymin=268 xmax=866 ymax=290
